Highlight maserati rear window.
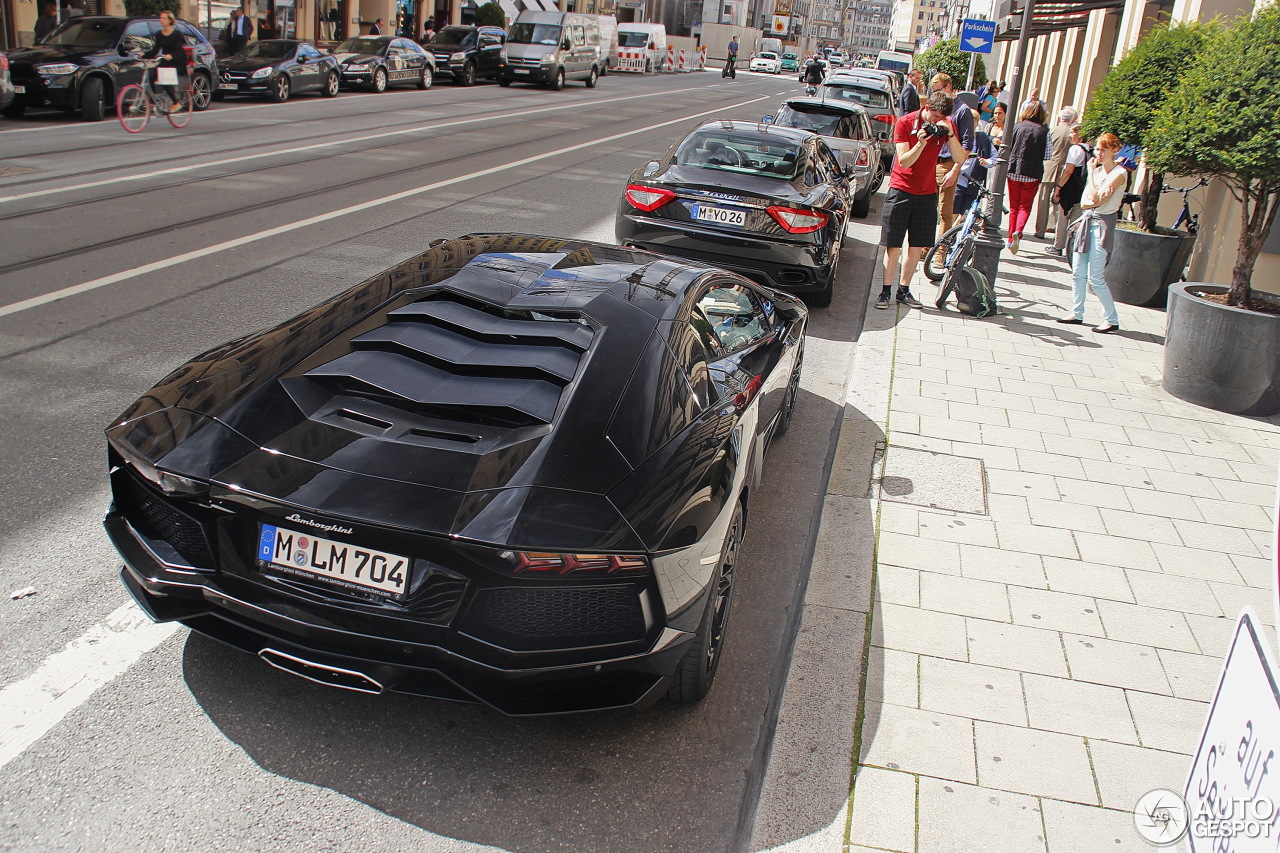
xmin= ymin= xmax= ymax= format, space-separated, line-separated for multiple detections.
xmin=672 ymin=132 xmax=803 ymax=179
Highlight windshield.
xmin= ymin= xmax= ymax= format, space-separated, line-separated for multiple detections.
xmin=673 ymin=131 xmax=802 ymax=179
xmin=40 ymin=18 xmax=123 ymax=48
xmin=776 ymin=105 xmax=843 ymax=136
xmin=756 ymin=52 xmax=778 ymax=60
xmin=430 ymin=26 xmax=474 ymax=46
xmin=241 ymin=40 xmax=294 ymax=59
xmin=782 ymin=53 xmax=798 ymax=60
xmin=617 ymin=31 xmax=649 ymax=47
xmin=824 ymin=84 xmax=890 ymax=110
xmin=508 ymin=23 xmax=561 ymax=45
xmin=335 ymin=38 xmax=384 ymax=54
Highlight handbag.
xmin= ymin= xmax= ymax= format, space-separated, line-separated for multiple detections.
xmin=157 ymin=66 xmax=179 ymax=86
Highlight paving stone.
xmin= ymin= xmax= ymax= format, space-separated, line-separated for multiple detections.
xmin=1140 ymin=411 xmax=1213 ymax=439
xmin=1190 ymin=496 xmax=1274 ymax=531
xmin=1014 ymin=449 xmax=1089 ymax=480
xmin=945 ymin=370 xmax=1003 ymax=391
xmin=1098 ymin=508 xmax=1183 ymax=546
xmin=920 ymin=572 xmax=1012 ymax=622
xmin=1167 ymin=453 xmax=1240 ymax=479
xmin=877 ymin=532 xmax=961 ymax=575
xmin=1042 ymin=557 xmax=1134 ymax=603
xmin=1023 ymin=674 xmax=1138 ymax=743
xmin=919 ymin=656 xmax=1027 ymax=726
xmin=917 ymin=778 xmax=1046 ymax=853
xmin=876 ymin=564 xmax=920 ymax=607
xmin=1149 ymin=543 xmax=1245 ymax=584
xmin=1063 ymin=634 xmax=1171 ymax=694
xmin=1079 ymin=458 xmax=1156 ymax=489
xmin=1074 ymin=531 xmax=1161 ymax=572
xmin=865 ymin=647 xmax=919 ymax=708
xmin=878 ymin=503 xmax=920 ymax=536
xmin=979 ymin=424 xmax=1047 ymax=453
xmin=1143 ymin=468 xmax=1224 ymax=499
xmin=916 ymin=512 xmax=999 ymax=547
xmin=1122 ymin=487 xmax=1205 ymax=522
xmin=1156 ymin=649 xmax=1224 ymax=702
xmin=1040 ymin=799 xmax=1151 ymax=853
xmin=986 ymin=469 xmax=1061 ymax=500
xmin=1172 ymin=518 xmax=1261 ymax=557
xmin=1211 ymin=477 xmax=1279 ymax=506
xmin=1120 ymin=427 xmax=1193 ymax=454
xmin=1088 ymin=739 xmax=1190 ymax=810
xmin=1096 ymin=600 xmax=1199 ymax=653
xmin=1230 ymin=554 xmax=1272 ymax=589
xmin=983 ymin=493 xmax=1032 ymax=525
xmin=859 ymin=701 xmax=976 ymax=783
xmin=974 ymin=721 xmax=1097 ymax=802
xmin=951 ymin=441 xmax=1023 ymax=472
xmin=947 ymin=400 xmax=1010 ymax=428
xmin=1025 ymin=497 xmax=1106 ymax=533
xmin=1029 ymin=397 xmax=1093 ymax=421
xmin=847 ymin=766 xmax=917 ymax=853
xmin=918 ymin=414 xmax=977 ymax=442
xmin=1124 ymin=571 xmax=1222 ymax=617
xmin=1052 ymin=476 xmax=1132 ymax=511
xmin=1053 ymin=385 xmax=1114 ymax=408
xmin=1009 ymin=586 xmax=1102 ymax=636
xmin=1183 ymin=613 xmax=1240 ymax=658
xmin=1063 ymin=417 xmax=1131 ymax=444
xmin=873 ymin=602 xmax=969 ymax=661
xmin=966 ymin=618 xmax=1069 ymax=677
xmin=974 ymin=389 xmax=1038 ymax=413
xmin=1041 ymin=434 xmax=1110 ymax=462
xmin=999 ymin=377 xmax=1058 ymax=399
xmin=1125 ymin=691 xmax=1209 ymax=755
xmin=996 ymin=522 xmax=1080 ymax=559
xmin=959 ymin=543 xmax=1047 ymax=588
xmin=1182 ymin=435 xmax=1262 ymax=463
xmin=920 ymin=380 xmax=978 ymax=404
xmin=890 ymin=410 xmax=922 ymax=435
xmin=1209 ymin=585 xmax=1277 ymax=625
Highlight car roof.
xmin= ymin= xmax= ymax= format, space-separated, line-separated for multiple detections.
xmin=694 ymin=119 xmax=813 ymax=145
xmin=781 ymin=97 xmax=869 ymax=116
xmin=825 ymin=75 xmax=892 ymax=92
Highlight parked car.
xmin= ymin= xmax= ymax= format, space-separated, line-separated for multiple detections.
xmin=423 ymin=24 xmax=504 ymax=86
xmin=214 ymin=40 xmax=340 ymax=101
xmin=331 ymin=35 xmax=435 ymax=92
xmin=616 ymin=120 xmax=855 ymax=306
xmin=749 ymin=51 xmax=781 ymax=74
xmin=828 ymin=66 xmax=900 ymax=102
xmin=105 ymin=233 xmax=807 ymax=714
xmin=0 ymin=52 xmax=14 ymax=116
xmin=820 ymin=75 xmax=897 ymax=171
xmin=780 ymin=52 xmax=800 ymax=73
xmin=770 ymin=96 xmax=883 ymax=216
xmin=2 ymin=15 xmax=218 ymax=120
xmin=499 ymin=11 xmax=602 ymax=89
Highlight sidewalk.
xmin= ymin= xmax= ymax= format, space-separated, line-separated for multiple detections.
xmin=752 ymin=232 xmax=1280 ymax=852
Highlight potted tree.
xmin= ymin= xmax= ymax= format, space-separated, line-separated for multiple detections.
xmin=912 ymin=38 xmax=986 ymax=89
xmin=1079 ymin=21 xmax=1209 ymax=307
xmin=1144 ymin=4 xmax=1280 ymax=416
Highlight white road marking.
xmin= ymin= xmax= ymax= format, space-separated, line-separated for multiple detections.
xmin=0 ymin=94 xmax=769 ymax=319
xmin=0 ymin=602 xmax=178 ymax=771
xmin=0 ymin=85 xmax=713 ymax=204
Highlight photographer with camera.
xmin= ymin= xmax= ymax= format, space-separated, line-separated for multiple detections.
xmin=877 ymin=91 xmax=969 ymax=310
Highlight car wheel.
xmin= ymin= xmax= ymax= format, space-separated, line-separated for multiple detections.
xmin=190 ymin=72 xmax=213 ymax=110
xmin=1 ymin=103 xmax=25 ymax=118
xmin=667 ymin=502 xmax=744 ymax=703
xmin=774 ymin=347 xmax=803 ymax=437
xmin=455 ymin=61 xmax=476 ymax=86
xmin=80 ymin=76 xmax=106 ymax=122
xmin=323 ymin=70 xmax=340 ymax=96
xmin=584 ymin=65 xmax=597 ymax=88
xmin=644 ymin=58 xmax=652 ymax=73
xmin=372 ymin=67 xmax=388 ymax=92
xmin=417 ymin=67 xmax=432 ymax=90
xmin=497 ymin=76 xmax=511 ymax=87
xmin=871 ymin=169 xmax=885 ymax=194
xmin=268 ymin=74 xmax=290 ymax=102
xmin=851 ymin=187 xmax=872 ymax=218
xmin=549 ymin=67 xmax=565 ymax=90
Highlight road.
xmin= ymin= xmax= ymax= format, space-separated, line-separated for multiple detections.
xmin=0 ymin=69 xmax=876 ymax=852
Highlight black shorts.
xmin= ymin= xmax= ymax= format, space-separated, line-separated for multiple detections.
xmin=880 ymin=188 xmax=939 ymax=248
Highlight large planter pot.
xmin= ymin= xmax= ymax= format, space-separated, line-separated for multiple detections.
xmin=1163 ymin=283 xmax=1280 ymax=416
xmin=1107 ymin=227 xmax=1196 ymax=308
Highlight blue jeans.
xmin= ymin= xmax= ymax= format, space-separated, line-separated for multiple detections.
xmin=1070 ymin=219 xmax=1120 ymax=326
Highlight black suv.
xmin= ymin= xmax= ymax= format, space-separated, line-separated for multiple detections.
xmin=3 ymin=16 xmax=218 ymax=120
xmin=423 ymin=24 xmax=504 ymax=86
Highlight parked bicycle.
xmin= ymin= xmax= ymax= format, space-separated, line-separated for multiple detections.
xmin=1164 ymin=177 xmax=1206 ymax=235
xmin=923 ymin=182 xmax=1000 ymax=314
xmin=116 ymin=57 xmax=193 ymax=133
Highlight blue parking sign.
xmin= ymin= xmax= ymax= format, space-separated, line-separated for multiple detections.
xmin=959 ymin=19 xmax=997 ymax=54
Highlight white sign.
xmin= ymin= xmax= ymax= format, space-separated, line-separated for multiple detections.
xmin=1184 ymin=609 xmax=1280 ymax=851
xmin=771 ymin=14 xmax=789 ymax=34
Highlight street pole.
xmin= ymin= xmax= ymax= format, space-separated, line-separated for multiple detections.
xmin=970 ymin=0 xmax=1035 ymax=292
xmin=964 ymin=50 xmax=976 ymax=89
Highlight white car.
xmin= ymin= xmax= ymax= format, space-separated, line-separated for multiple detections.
xmin=749 ymin=51 xmax=781 ymax=74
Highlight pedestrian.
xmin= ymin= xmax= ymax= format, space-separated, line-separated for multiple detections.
xmin=143 ymin=10 xmax=188 ymax=112
xmin=977 ymin=80 xmax=999 ymax=128
xmin=1020 ymin=86 xmax=1045 ymax=115
xmin=262 ymin=9 xmax=278 ymax=39
xmin=803 ymin=54 xmax=825 ymax=88
xmin=1047 ymin=124 xmax=1089 ymax=256
xmin=953 ymin=109 xmax=997 ymax=215
xmin=989 ymin=101 xmax=1007 ymax=146
xmin=370 ymin=17 xmax=383 ymax=34
xmin=995 ymin=80 xmax=1009 ymax=108
xmin=1004 ymin=100 xmax=1049 ymax=254
xmin=899 ymin=68 xmax=922 ymax=114
xmin=876 ymin=91 xmax=968 ymax=311
xmin=927 ymin=73 xmax=975 ymax=236
xmin=225 ymin=9 xmax=253 ymax=54
xmin=33 ymin=1 xmax=59 ymax=42
xmin=420 ymin=17 xmax=436 ymax=44
xmin=1059 ymin=131 xmax=1126 ymax=333
xmin=326 ymin=5 xmax=341 ymax=40
xmin=1035 ymin=106 xmax=1078 ymax=238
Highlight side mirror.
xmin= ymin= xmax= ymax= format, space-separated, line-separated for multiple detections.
xmin=761 ymin=114 xmax=774 ymax=124
xmin=297 ymin=54 xmax=307 ymax=62
xmin=119 ymin=45 xmax=130 ymax=56
xmin=561 ymin=38 xmax=571 ymax=50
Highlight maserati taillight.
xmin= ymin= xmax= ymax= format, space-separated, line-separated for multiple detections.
xmin=624 ymin=184 xmax=676 ymax=212
xmin=767 ymin=206 xmax=829 ymax=234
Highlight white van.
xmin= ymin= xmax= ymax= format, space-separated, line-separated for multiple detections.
xmin=499 ymin=12 xmax=604 ymax=89
xmin=590 ymin=15 xmax=618 ymax=75
xmin=615 ymin=23 xmax=667 ymax=73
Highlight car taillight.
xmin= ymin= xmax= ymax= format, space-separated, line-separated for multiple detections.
xmin=873 ymin=114 xmax=895 ymax=125
xmin=767 ymin=206 xmax=829 ymax=234
xmin=509 ymin=552 xmax=651 ymax=574
xmin=855 ymin=148 xmax=869 ymax=167
xmin=624 ymin=184 xmax=675 ymax=212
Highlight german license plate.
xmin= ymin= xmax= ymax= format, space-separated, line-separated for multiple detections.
xmin=257 ymin=523 xmax=408 ymax=598
xmin=694 ymin=205 xmax=746 ymax=227
xmin=12 ymin=85 xmax=24 ymax=94
xmin=218 ymin=83 xmax=237 ymax=90
xmin=513 ymin=69 xmax=529 ymax=74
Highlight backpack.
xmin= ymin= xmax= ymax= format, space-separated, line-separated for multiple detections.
xmin=953 ymin=264 xmax=998 ymax=318
xmin=1059 ymin=142 xmax=1090 ymax=208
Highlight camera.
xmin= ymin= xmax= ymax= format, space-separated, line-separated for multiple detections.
xmin=920 ymin=121 xmax=951 ymax=140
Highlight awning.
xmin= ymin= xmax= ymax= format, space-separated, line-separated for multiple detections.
xmin=996 ymin=0 xmax=1126 ymax=40
xmin=497 ymin=0 xmax=519 ymax=20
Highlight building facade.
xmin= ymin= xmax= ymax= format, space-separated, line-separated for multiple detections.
xmin=847 ymin=0 xmax=890 ymax=57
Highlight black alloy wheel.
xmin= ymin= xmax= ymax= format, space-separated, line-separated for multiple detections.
xmin=323 ymin=70 xmax=340 ymax=96
xmin=80 ymin=76 xmax=106 ymax=121
xmin=549 ymin=67 xmax=565 ymax=90
xmin=417 ymin=67 xmax=432 ymax=89
xmin=371 ymin=67 xmax=388 ymax=92
xmin=668 ymin=502 xmax=744 ymax=702
xmin=774 ymin=348 xmax=803 ymax=437
xmin=190 ymin=72 xmax=212 ymax=110
xmin=809 ymin=238 xmax=840 ymax=308
xmin=584 ymin=65 xmax=597 ymax=88
xmin=268 ymin=73 xmax=290 ymax=102
xmin=455 ymin=61 xmax=476 ymax=86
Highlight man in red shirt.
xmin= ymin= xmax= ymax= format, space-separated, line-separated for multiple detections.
xmin=877 ymin=91 xmax=968 ymax=310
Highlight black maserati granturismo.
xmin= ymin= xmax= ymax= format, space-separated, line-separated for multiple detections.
xmin=106 ymin=234 xmax=807 ymax=715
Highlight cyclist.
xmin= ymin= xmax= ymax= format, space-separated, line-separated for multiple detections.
xmin=143 ymin=10 xmax=187 ymax=114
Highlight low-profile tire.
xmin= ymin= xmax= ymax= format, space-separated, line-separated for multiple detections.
xmin=1 ymin=103 xmax=26 ymax=118
xmin=924 ymin=224 xmax=961 ymax=282
xmin=190 ymin=71 xmax=213 ymax=110
xmin=667 ymin=502 xmax=744 ymax=703
xmin=80 ymin=76 xmax=106 ymax=121
xmin=267 ymin=74 xmax=290 ymax=102
xmin=455 ymin=61 xmax=476 ymax=86
xmin=417 ymin=67 xmax=432 ymax=89
xmin=851 ymin=188 xmax=872 ymax=218
xmin=371 ymin=67 xmax=388 ymax=92
xmin=871 ymin=169 xmax=885 ymax=193
xmin=584 ymin=65 xmax=597 ymax=87
xmin=497 ymin=76 xmax=511 ymax=87
xmin=548 ymin=67 xmax=564 ymax=90
xmin=773 ymin=347 xmax=803 ymax=438
xmin=323 ymin=70 xmax=340 ymax=96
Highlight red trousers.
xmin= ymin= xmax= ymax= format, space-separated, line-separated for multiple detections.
xmin=1007 ymin=177 xmax=1039 ymax=238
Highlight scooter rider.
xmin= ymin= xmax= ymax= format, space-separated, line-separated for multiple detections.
xmin=723 ymin=35 xmax=739 ymax=77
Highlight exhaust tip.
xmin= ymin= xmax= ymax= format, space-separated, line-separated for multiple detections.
xmin=258 ymin=648 xmax=384 ymax=695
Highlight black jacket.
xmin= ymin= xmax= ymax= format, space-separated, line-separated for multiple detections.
xmin=803 ymin=60 xmax=824 ymax=84
xmin=1007 ymin=119 xmax=1049 ymax=180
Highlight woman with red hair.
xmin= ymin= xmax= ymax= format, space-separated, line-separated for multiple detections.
xmin=1059 ymin=132 xmax=1126 ymax=333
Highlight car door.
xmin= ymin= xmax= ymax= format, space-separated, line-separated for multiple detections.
xmin=695 ymin=281 xmax=778 ymax=437
xmin=116 ymin=20 xmax=156 ymax=87
xmin=297 ymin=42 xmax=325 ymax=90
xmin=477 ymin=31 xmax=502 ymax=76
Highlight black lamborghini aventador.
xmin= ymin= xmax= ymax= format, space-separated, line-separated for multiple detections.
xmin=105 ymin=234 xmax=807 ymax=715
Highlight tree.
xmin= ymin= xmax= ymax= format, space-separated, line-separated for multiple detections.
xmin=912 ymin=39 xmax=985 ymax=90
xmin=123 ymin=0 xmax=169 ymax=16
xmin=1080 ymin=21 xmax=1210 ymax=231
xmin=474 ymin=2 xmax=506 ymax=28
xmin=1145 ymin=4 xmax=1280 ymax=307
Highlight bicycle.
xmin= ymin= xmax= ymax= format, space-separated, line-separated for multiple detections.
xmin=116 ymin=57 xmax=193 ymax=133
xmin=926 ymin=182 xmax=998 ymax=312
xmin=1165 ymin=177 xmax=1206 ymax=236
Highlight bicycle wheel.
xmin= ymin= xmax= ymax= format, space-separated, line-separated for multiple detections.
xmin=117 ymin=85 xmax=150 ymax=133
xmin=923 ymin=224 xmax=962 ymax=282
xmin=167 ymin=85 xmax=193 ymax=128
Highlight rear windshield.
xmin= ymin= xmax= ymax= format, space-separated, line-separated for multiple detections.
xmin=241 ymin=40 xmax=294 ymax=59
xmin=40 ymin=18 xmax=123 ymax=48
xmin=508 ymin=23 xmax=561 ymax=45
xmin=335 ymin=38 xmax=384 ymax=54
xmin=824 ymin=84 xmax=890 ymax=110
xmin=618 ymin=31 xmax=649 ymax=47
xmin=775 ymin=105 xmax=844 ymax=136
xmin=430 ymin=26 xmax=475 ymax=46
xmin=673 ymin=131 xmax=802 ymax=179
